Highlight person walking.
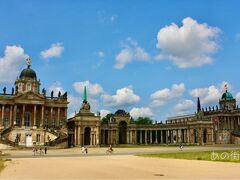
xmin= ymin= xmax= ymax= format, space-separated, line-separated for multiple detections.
xmin=44 ymin=146 xmax=47 ymax=155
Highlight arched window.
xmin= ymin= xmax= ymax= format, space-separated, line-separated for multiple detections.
xmin=52 ymin=119 xmax=56 ymax=128
xmin=27 ymin=83 xmax=31 ymax=91
xmin=4 ymin=117 xmax=9 ymax=128
xmin=16 ymin=117 xmax=20 ymax=127
xmin=24 ymin=112 xmax=30 ymax=127
xmin=45 ymin=118 xmax=49 ymax=129
xmin=18 ymin=83 xmax=22 ymax=92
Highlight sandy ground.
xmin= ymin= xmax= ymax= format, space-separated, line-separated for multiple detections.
xmin=1 ymin=145 xmax=240 ymax=180
xmin=0 ymin=155 xmax=240 ymax=180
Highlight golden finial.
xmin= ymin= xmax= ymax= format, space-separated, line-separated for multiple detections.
xmin=26 ymin=56 xmax=31 ymax=66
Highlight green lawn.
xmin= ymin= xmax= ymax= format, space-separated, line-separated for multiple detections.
xmin=138 ymin=149 xmax=240 ymax=163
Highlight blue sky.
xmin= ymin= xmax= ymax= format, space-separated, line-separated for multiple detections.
xmin=0 ymin=0 xmax=240 ymax=121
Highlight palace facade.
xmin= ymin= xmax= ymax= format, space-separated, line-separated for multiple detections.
xmin=0 ymin=60 xmax=68 ymax=147
xmin=1 ymin=60 xmax=240 ymax=148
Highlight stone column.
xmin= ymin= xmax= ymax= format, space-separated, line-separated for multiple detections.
xmin=155 ymin=130 xmax=158 ymax=144
xmin=50 ymin=107 xmax=53 ymax=128
xmin=22 ymin=104 xmax=25 ymax=127
xmin=74 ymin=126 xmax=77 ymax=145
xmin=1 ymin=105 xmax=5 ymax=127
xmin=150 ymin=130 xmax=153 ymax=144
xmin=145 ymin=130 xmax=147 ymax=144
xmin=186 ymin=129 xmax=190 ymax=144
xmin=13 ymin=105 xmax=17 ymax=126
xmin=33 ymin=105 xmax=37 ymax=127
xmin=41 ymin=106 xmax=44 ymax=127
xmin=78 ymin=126 xmax=81 ymax=146
xmin=160 ymin=130 xmax=163 ymax=144
xmin=140 ymin=130 xmax=142 ymax=144
xmin=166 ymin=130 xmax=168 ymax=144
xmin=57 ymin=107 xmax=60 ymax=127
xmin=10 ymin=105 xmax=13 ymax=126
xmin=211 ymin=128 xmax=214 ymax=144
xmin=96 ymin=126 xmax=100 ymax=145
xmin=176 ymin=130 xmax=178 ymax=143
xmin=127 ymin=130 xmax=130 ymax=144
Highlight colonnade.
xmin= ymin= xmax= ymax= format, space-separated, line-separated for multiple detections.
xmin=0 ymin=104 xmax=67 ymax=128
xmin=100 ymin=128 xmax=192 ymax=145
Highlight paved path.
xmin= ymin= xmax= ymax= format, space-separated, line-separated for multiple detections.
xmin=2 ymin=145 xmax=240 ymax=159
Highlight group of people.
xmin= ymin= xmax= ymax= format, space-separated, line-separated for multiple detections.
xmin=80 ymin=144 xmax=114 ymax=154
xmin=33 ymin=146 xmax=48 ymax=156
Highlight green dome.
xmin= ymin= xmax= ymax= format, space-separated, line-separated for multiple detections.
xmin=221 ymin=90 xmax=233 ymax=100
xmin=19 ymin=65 xmax=37 ymax=80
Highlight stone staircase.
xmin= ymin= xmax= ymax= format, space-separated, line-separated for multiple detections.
xmin=0 ymin=127 xmax=16 ymax=147
xmin=45 ymin=131 xmax=68 ymax=146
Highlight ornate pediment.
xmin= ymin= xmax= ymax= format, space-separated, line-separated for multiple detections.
xmin=14 ymin=92 xmax=45 ymax=102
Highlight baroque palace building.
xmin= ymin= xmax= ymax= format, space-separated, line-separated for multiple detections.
xmin=0 ymin=58 xmax=68 ymax=147
xmin=1 ymin=58 xmax=240 ymax=148
xmin=68 ymin=86 xmax=240 ymax=147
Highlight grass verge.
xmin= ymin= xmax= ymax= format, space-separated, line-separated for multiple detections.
xmin=137 ymin=149 xmax=240 ymax=163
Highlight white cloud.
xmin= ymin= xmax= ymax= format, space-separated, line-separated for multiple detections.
xmin=98 ymin=51 xmax=105 ymax=58
xmin=236 ymin=92 xmax=240 ymax=103
xmin=150 ymin=83 xmax=185 ymax=107
xmin=73 ymin=80 xmax=104 ymax=98
xmin=40 ymin=43 xmax=64 ymax=59
xmin=101 ymin=86 xmax=140 ymax=107
xmin=130 ymin=107 xmax=153 ymax=119
xmin=173 ymin=99 xmax=195 ymax=115
xmin=190 ymin=81 xmax=230 ymax=105
xmin=114 ymin=38 xmax=150 ymax=69
xmin=100 ymin=109 xmax=111 ymax=119
xmin=156 ymin=17 xmax=220 ymax=68
xmin=0 ymin=45 xmax=27 ymax=83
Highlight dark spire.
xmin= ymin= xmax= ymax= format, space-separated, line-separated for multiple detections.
xmin=197 ymin=97 xmax=201 ymax=112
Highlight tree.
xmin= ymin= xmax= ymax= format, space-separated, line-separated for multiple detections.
xmin=135 ymin=117 xmax=153 ymax=125
xmin=101 ymin=113 xmax=113 ymax=124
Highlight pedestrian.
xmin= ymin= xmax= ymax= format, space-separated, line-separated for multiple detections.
xmin=32 ymin=147 xmax=36 ymax=156
xmin=39 ymin=148 xmax=43 ymax=155
xmin=179 ymin=143 xmax=183 ymax=151
xmin=44 ymin=146 xmax=47 ymax=155
xmin=81 ymin=146 xmax=85 ymax=153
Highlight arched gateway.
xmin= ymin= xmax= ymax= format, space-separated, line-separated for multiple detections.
xmin=84 ymin=127 xmax=91 ymax=145
xmin=118 ymin=121 xmax=127 ymax=144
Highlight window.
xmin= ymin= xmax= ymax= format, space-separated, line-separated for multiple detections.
xmin=52 ymin=119 xmax=56 ymax=128
xmin=16 ymin=118 xmax=20 ymax=127
xmin=3 ymin=117 xmax=9 ymax=128
xmin=24 ymin=112 xmax=30 ymax=127
xmin=5 ymin=108 xmax=10 ymax=113
xmin=45 ymin=118 xmax=48 ymax=129
xmin=59 ymin=120 xmax=62 ymax=128
xmin=18 ymin=83 xmax=22 ymax=92
xmin=36 ymin=134 xmax=40 ymax=143
xmin=45 ymin=110 xmax=49 ymax=115
xmin=27 ymin=83 xmax=31 ymax=91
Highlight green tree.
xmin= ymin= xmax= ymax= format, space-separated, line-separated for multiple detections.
xmin=135 ymin=117 xmax=153 ymax=125
xmin=101 ymin=113 xmax=113 ymax=124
